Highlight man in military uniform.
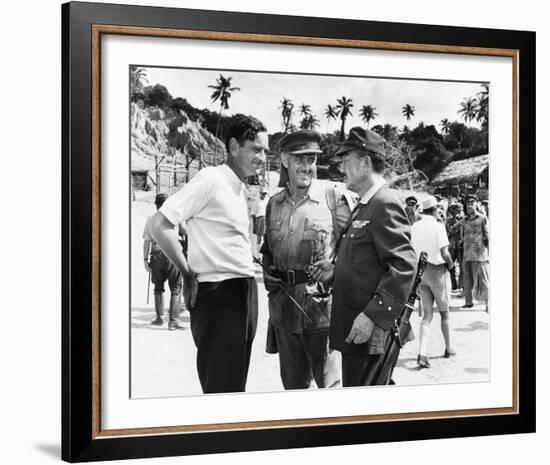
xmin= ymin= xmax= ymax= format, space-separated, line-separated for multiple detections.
xmin=446 ymin=202 xmax=464 ymax=291
xmin=404 ymin=195 xmax=420 ymax=225
xmin=261 ymin=130 xmax=354 ymax=390
xmin=143 ymin=193 xmax=183 ymax=330
xmin=326 ymin=127 xmax=417 ymax=387
xmin=452 ymin=194 xmax=489 ymax=309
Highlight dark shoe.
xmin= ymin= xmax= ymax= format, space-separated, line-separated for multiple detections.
xmin=168 ymin=320 xmax=183 ymax=330
xmin=417 ymin=355 xmax=431 ymax=368
xmin=150 ymin=316 xmax=163 ymax=326
xmin=462 ymin=303 xmax=474 ymax=309
xmin=444 ymin=348 xmax=457 ymax=358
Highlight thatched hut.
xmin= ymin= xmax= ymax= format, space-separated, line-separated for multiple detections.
xmin=131 ymin=156 xmax=154 ymax=192
xmin=430 ymin=154 xmax=489 ymax=198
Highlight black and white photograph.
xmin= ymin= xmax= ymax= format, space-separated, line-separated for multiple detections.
xmin=129 ymin=65 xmax=491 ymax=398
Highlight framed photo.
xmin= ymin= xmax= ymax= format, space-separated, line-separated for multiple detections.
xmin=62 ymin=1 xmax=535 ymax=462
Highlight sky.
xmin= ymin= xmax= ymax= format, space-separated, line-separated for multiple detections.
xmin=142 ymin=65 xmax=485 ymax=134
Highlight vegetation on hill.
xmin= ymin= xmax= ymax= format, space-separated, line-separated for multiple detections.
xmin=130 ymin=66 xmax=489 ymax=186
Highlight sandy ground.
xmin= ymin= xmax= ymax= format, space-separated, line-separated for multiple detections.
xmin=130 ymin=196 xmax=489 ymax=398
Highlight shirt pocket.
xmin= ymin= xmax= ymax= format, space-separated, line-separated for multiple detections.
xmin=268 ymin=219 xmax=283 ymax=246
xmin=304 ymin=218 xmax=332 ymax=259
xmin=348 ymin=226 xmax=373 ymax=264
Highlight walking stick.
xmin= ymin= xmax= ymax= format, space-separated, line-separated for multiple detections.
xmin=146 ymin=270 xmax=151 ymax=305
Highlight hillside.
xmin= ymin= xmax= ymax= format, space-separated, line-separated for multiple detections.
xmin=131 ymin=102 xmax=226 ymax=193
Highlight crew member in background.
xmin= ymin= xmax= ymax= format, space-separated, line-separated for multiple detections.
xmin=446 ymin=203 xmax=464 ymax=292
xmin=453 ymin=194 xmax=489 ymax=310
xmin=143 ymin=193 xmax=183 ymax=330
xmin=148 ymin=114 xmax=269 ymax=393
xmin=404 ymin=195 xmax=420 ymax=225
xmin=411 ymin=196 xmax=456 ymax=368
xmin=252 ymin=189 xmax=269 ymax=256
xmin=261 ymin=130 xmax=354 ymax=390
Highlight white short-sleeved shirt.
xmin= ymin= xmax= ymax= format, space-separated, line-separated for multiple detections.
xmin=159 ymin=164 xmax=255 ymax=282
xmin=254 ymin=197 xmax=268 ymax=217
xmin=411 ymin=215 xmax=449 ymax=265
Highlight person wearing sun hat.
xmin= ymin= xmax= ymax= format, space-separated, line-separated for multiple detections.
xmin=411 ymin=195 xmax=457 ymax=368
xmin=261 ymin=129 xmax=355 ymax=390
xmin=325 ymin=127 xmax=417 ymax=386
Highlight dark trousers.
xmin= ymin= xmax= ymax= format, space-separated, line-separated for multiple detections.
xmin=150 ymin=252 xmax=182 ymax=296
xmin=189 ymin=277 xmax=258 ymax=394
xmin=274 ymin=327 xmax=341 ymax=390
xmin=342 ymin=353 xmax=385 ymax=387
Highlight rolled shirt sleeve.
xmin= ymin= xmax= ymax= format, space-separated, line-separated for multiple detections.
xmin=142 ymin=216 xmax=152 ymax=240
xmin=159 ymin=169 xmax=214 ymax=226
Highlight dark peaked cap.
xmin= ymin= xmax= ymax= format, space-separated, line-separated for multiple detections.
xmin=279 ymin=130 xmax=323 ymax=155
xmin=335 ymin=126 xmax=386 ymax=159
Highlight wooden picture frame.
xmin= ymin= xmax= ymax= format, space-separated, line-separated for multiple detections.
xmin=62 ymin=1 xmax=535 ymax=461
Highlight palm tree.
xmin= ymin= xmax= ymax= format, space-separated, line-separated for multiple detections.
xmin=402 ymin=104 xmax=415 ymax=122
xmin=372 ymin=123 xmax=398 ymax=144
xmin=130 ymin=66 xmax=148 ymax=94
xmin=336 ymin=96 xmax=354 ymax=141
xmin=300 ymin=114 xmax=320 ymax=130
xmin=299 ymin=103 xmax=311 ymax=117
xmin=440 ymin=118 xmax=451 ymax=135
xmin=458 ymin=97 xmax=478 ymax=127
xmin=359 ymin=105 xmax=378 ymax=129
xmin=298 ymin=104 xmax=312 ymax=130
xmin=279 ymin=97 xmax=294 ymax=133
xmin=324 ymin=104 xmax=340 ymax=131
xmin=476 ymin=84 xmax=489 ymax=129
xmin=208 ymin=74 xmax=241 ymax=138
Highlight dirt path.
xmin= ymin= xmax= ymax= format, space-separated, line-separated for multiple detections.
xmin=130 ymin=198 xmax=489 ymax=398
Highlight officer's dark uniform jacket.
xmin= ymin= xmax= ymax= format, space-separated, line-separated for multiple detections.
xmin=330 ymin=186 xmax=417 ymax=355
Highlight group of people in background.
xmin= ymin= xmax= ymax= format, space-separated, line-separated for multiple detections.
xmin=140 ymin=114 xmax=489 ymax=394
xmin=404 ymin=191 xmax=489 ymax=367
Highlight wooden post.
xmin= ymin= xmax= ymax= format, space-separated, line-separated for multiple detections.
xmin=154 ymin=153 xmax=159 ymax=195
xmin=172 ymin=149 xmax=177 ymax=188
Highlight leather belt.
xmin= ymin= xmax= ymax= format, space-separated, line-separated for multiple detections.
xmin=272 ymin=269 xmax=310 ymax=285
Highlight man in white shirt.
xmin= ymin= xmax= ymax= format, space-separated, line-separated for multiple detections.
xmin=411 ymin=196 xmax=456 ymax=368
xmin=149 ymin=114 xmax=269 ymax=393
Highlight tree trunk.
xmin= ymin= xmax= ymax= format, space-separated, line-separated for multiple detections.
xmin=340 ymin=118 xmax=346 ymax=141
xmin=215 ymin=103 xmax=223 ymax=139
